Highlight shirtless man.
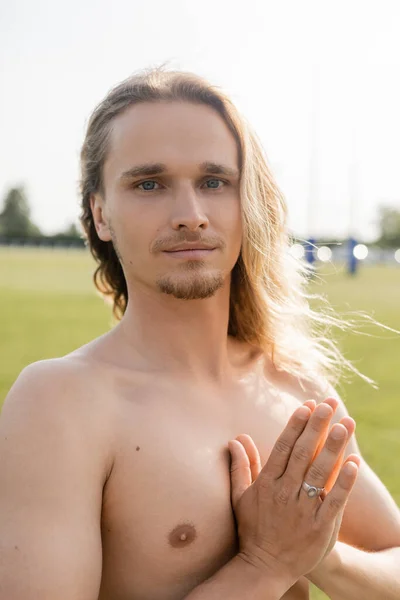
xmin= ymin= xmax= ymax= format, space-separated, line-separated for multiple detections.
xmin=1 ymin=68 xmax=400 ymax=600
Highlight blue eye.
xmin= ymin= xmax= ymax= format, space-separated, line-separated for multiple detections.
xmin=138 ymin=180 xmax=159 ymax=191
xmin=205 ymin=179 xmax=224 ymax=189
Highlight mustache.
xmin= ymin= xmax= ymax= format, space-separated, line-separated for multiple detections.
xmin=151 ymin=232 xmax=225 ymax=253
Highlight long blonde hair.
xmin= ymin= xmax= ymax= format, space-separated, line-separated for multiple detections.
xmin=79 ymin=66 xmax=379 ymax=391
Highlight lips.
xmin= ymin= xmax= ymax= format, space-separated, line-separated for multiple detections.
xmin=165 ymin=245 xmax=215 ymax=252
xmin=163 ymin=247 xmax=216 ymax=259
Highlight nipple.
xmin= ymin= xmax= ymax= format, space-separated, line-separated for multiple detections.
xmin=168 ymin=523 xmax=197 ymax=548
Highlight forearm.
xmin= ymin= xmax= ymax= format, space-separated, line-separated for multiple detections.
xmin=184 ymin=554 xmax=295 ymax=600
xmin=310 ymin=541 xmax=400 ymax=600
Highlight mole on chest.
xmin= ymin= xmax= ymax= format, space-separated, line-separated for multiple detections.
xmin=168 ymin=523 xmax=198 ymax=548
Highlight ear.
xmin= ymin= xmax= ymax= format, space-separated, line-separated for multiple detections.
xmin=90 ymin=193 xmax=112 ymax=242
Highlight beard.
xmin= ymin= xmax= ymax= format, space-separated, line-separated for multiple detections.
xmin=156 ymin=261 xmax=224 ymax=300
xmin=109 ymin=224 xmax=226 ymax=299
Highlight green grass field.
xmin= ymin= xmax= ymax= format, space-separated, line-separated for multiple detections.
xmin=1 ymin=248 xmax=399 ymax=600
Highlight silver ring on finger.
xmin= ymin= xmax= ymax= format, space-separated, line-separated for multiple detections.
xmin=301 ymin=481 xmax=325 ymax=499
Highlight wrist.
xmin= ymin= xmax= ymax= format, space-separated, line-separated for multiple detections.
xmin=307 ymin=545 xmax=342 ymax=587
xmin=236 ymin=552 xmax=297 ymax=598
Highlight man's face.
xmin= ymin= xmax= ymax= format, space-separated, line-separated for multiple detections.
xmin=93 ymin=101 xmax=242 ymax=300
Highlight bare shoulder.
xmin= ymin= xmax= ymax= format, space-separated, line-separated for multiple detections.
xmin=4 ymin=354 xmax=107 ymax=414
xmin=273 ymin=367 xmax=357 ymax=435
xmin=261 ymin=353 xmax=336 ymax=407
xmin=1 ymin=355 xmax=115 ymax=480
xmin=287 ymin=373 xmax=347 ymax=414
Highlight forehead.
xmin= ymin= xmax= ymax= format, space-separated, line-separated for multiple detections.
xmin=104 ymin=101 xmax=239 ymax=183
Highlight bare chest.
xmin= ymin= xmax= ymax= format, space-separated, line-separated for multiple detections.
xmin=98 ymin=378 xmax=310 ymax=600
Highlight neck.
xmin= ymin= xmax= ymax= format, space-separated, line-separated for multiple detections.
xmin=114 ymin=277 xmax=236 ymax=383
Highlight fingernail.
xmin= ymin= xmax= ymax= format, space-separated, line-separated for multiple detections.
xmin=343 ymin=461 xmax=358 ymax=476
xmin=326 ymin=397 xmax=339 ymax=409
xmin=318 ymin=404 xmax=332 ymax=418
xmin=348 ymin=454 xmax=361 ymax=467
xmin=331 ymin=425 xmax=346 ymax=439
xmin=297 ymin=407 xmax=311 ymax=420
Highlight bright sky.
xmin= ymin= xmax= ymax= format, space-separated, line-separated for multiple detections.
xmin=1 ymin=0 xmax=399 ymax=241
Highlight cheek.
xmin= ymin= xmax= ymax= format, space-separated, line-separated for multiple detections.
xmin=221 ymin=202 xmax=242 ymax=244
xmin=110 ymin=211 xmax=150 ymax=261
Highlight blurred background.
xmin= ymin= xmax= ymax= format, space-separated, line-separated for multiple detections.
xmin=1 ymin=2 xmax=399 ymax=598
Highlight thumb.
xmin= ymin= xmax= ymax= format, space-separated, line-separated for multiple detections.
xmin=228 ymin=439 xmax=252 ymax=511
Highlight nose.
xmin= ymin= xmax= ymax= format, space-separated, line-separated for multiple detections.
xmin=170 ymin=183 xmax=209 ymax=231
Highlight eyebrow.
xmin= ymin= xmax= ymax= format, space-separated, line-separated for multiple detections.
xmin=201 ymin=162 xmax=239 ymax=178
xmin=118 ymin=161 xmax=239 ymax=184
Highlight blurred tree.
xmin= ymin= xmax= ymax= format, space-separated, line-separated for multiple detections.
xmin=61 ymin=222 xmax=82 ymax=238
xmin=0 ymin=186 xmax=41 ymax=238
xmin=377 ymin=206 xmax=400 ymax=248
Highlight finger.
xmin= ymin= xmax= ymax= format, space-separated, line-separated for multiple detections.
xmin=299 ymin=422 xmax=349 ymax=499
xmin=310 ymin=399 xmax=340 ymax=461
xmin=339 ymin=416 xmax=356 ymax=437
xmin=316 ymin=459 xmax=360 ymax=522
xmin=346 ymin=453 xmax=361 ymax=467
xmin=322 ymin=417 xmax=357 ymax=492
xmin=283 ymin=402 xmax=336 ymax=483
xmin=303 ymin=399 xmax=317 ymax=411
xmin=235 ymin=434 xmax=262 ymax=482
xmin=228 ymin=439 xmax=253 ymax=511
xmin=260 ymin=405 xmax=312 ymax=481
xmin=323 ymin=397 xmax=339 ymax=412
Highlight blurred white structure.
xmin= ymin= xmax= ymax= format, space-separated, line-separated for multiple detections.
xmin=289 ymin=243 xmax=306 ymax=260
xmin=317 ymin=246 xmax=332 ymax=262
xmin=289 ymin=242 xmax=400 ymax=266
xmin=353 ymin=244 xmax=368 ymax=260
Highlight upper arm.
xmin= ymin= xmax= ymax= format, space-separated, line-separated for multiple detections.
xmin=0 ymin=361 xmax=110 ymax=599
xmin=313 ymin=383 xmax=400 ymax=551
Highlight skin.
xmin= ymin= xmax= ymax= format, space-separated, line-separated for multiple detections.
xmin=1 ymin=101 xmax=399 ymax=600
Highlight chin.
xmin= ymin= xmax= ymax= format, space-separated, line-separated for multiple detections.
xmin=156 ymin=269 xmax=225 ymax=300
